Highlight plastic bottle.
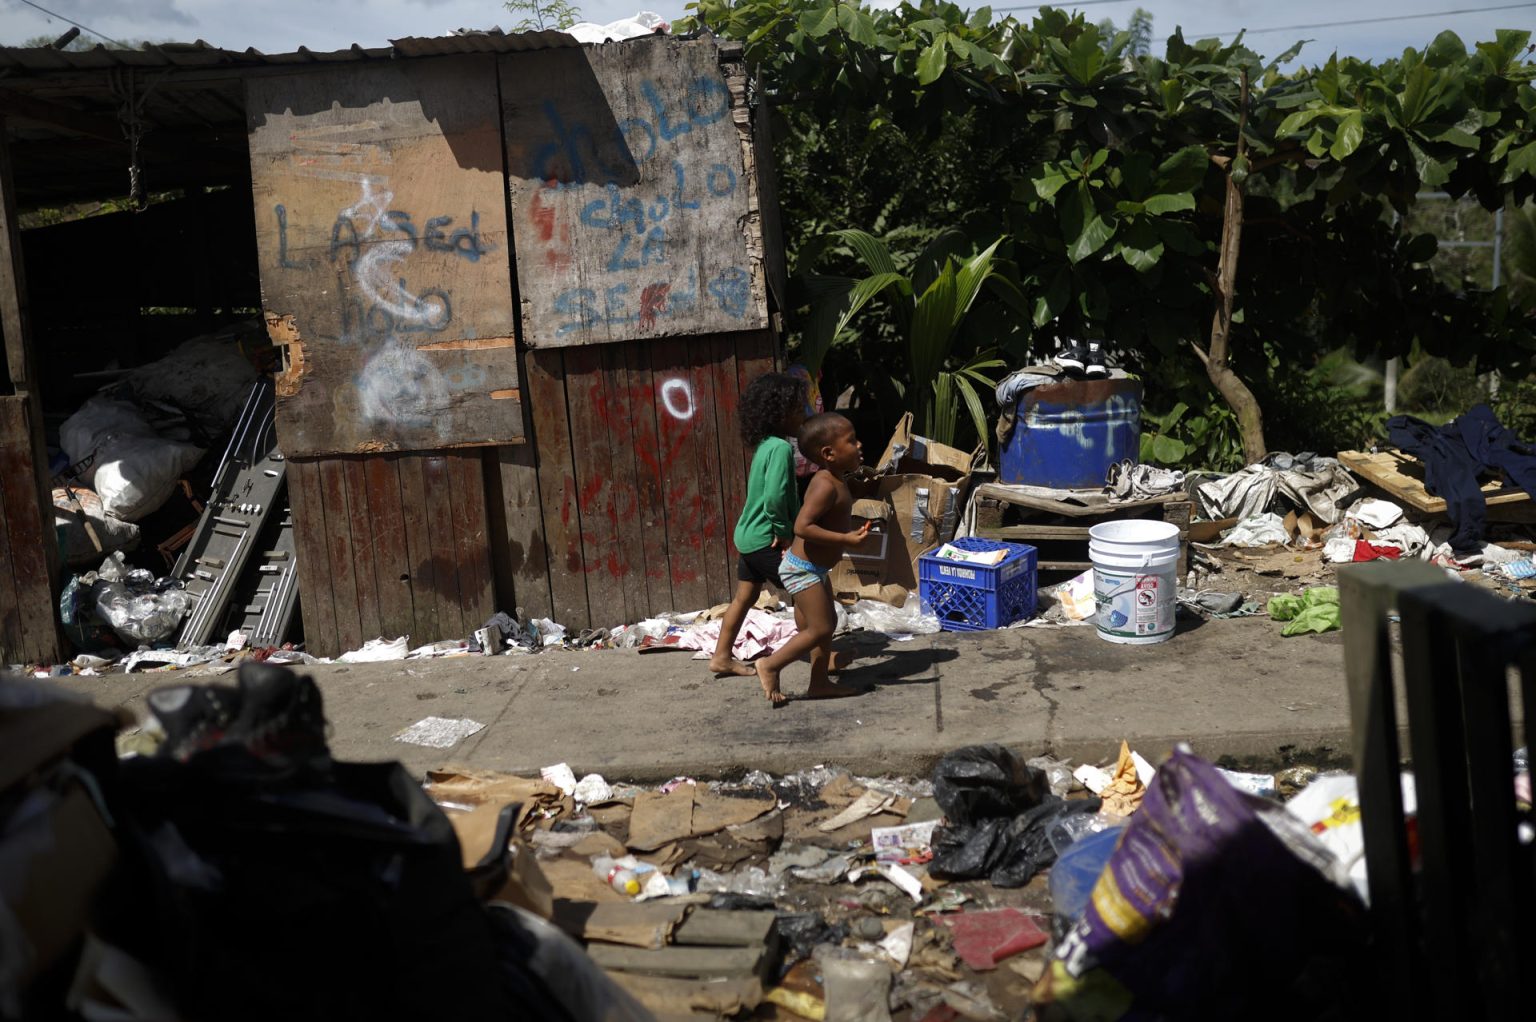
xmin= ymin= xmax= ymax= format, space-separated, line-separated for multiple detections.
xmin=591 ymin=855 xmax=642 ymax=896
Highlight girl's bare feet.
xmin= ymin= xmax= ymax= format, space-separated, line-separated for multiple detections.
xmin=827 ymin=649 xmax=855 ymax=673
xmin=708 ymin=657 xmax=757 ymax=678
xmin=755 ymin=661 xmax=789 ymax=705
xmin=803 ymin=677 xmax=871 ymax=699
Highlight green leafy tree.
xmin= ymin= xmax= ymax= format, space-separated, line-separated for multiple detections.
xmin=502 ymin=0 xmax=582 ymax=32
xmin=683 ymin=1 xmax=1536 ymax=463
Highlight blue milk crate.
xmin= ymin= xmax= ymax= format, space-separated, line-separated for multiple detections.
xmin=918 ymin=537 xmax=1038 ymax=632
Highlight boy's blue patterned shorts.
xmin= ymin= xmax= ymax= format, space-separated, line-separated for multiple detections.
xmin=778 ymin=551 xmax=830 ymax=596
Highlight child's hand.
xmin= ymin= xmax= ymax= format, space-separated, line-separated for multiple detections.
xmin=845 ymin=521 xmax=872 ymax=546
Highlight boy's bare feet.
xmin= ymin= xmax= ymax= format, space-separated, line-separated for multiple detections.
xmin=708 ymin=657 xmax=757 ymax=678
xmin=803 ymin=678 xmax=872 ymax=699
xmin=755 ymin=661 xmax=789 ymax=706
xmin=827 ymin=649 xmax=855 ymax=674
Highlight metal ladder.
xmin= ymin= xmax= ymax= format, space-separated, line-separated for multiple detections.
xmin=174 ymin=381 xmax=295 ymax=649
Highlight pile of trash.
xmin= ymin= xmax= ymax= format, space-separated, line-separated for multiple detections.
xmin=15 ymin=659 xmax=1519 ymax=1018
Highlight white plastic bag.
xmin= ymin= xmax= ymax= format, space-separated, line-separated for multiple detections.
xmin=93 ymin=435 xmax=205 ymax=521
xmin=845 ymin=596 xmax=941 ymax=635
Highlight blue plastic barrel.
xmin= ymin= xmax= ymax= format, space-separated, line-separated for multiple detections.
xmin=998 ymin=379 xmax=1142 ymax=489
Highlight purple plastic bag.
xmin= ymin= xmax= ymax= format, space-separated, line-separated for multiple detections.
xmin=1034 ymin=749 xmax=1368 ymax=1020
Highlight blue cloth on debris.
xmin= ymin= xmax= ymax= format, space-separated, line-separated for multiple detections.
xmin=1386 ymin=404 xmax=1536 ymax=553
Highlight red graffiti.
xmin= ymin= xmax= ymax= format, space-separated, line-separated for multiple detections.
xmin=637 ymin=282 xmax=670 ymax=330
xmin=554 ymin=370 xmax=740 ymax=587
xmin=530 ymin=180 xmax=572 ymax=269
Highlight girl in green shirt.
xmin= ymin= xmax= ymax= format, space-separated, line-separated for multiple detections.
xmin=708 ymin=372 xmax=806 ymax=677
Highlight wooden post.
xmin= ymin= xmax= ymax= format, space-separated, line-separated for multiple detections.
xmin=0 ymin=114 xmax=63 ymax=664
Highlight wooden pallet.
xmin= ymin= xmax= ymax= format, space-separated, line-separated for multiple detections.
xmin=970 ymin=484 xmax=1192 ymax=576
xmin=1337 ymin=449 xmax=1531 ymax=515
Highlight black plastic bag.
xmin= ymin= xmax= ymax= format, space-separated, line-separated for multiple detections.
xmin=931 ymin=798 xmax=1101 ymax=888
xmin=931 ymin=744 xmax=1049 ymax=826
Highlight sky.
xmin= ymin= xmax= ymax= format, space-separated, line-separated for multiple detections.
xmin=0 ymin=0 xmax=1531 ymax=66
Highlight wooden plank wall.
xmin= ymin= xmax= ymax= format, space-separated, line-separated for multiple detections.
xmin=0 ymin=396 xmax=58 ymax=664
xmin=288 ymin=451 xmax=494 ymax=657
xmin=495 ymin=329 xmax=775 ymax=631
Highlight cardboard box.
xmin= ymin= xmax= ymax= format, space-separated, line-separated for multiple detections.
xmin=832 ymin=414 xmax=983 ymax=604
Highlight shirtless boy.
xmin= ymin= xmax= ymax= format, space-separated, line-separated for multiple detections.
xmin=754 ymin=412 xmax=873 ymax=705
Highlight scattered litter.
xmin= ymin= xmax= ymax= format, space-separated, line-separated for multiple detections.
xmin=934 ymin=908 xmax=1048 ymax=971
xmin=540 ymin=762 xmax=579 ymax=795
xmin=869 ymin=861 xmax=924 ymax=902
xmin=678 ymin=608 xmax=799 ymax=660
xmin=1072 ymin=763 xmax=1112 ymax=796
xmin=844 ymin=596 xmax=942 ymax=636
xmin=1098 ymin=741 xmax=1147 ymax=817
xmin=1217 ymin=768 xmax=1278 ymax=798
xmin=790 ymin=853 xmax=855 ymax=884
xmin=1025 ymin=756 xmax=1076 ymax=798
xmin=573 ymin=773 xmax=614 ymax=804
xmin=816 ymin=946 xmax=892 ymax=1022
xmin=1344 ymin=498 xmax=1404 ymax=530
xmin=393 ymin=715 xmax=485 ymax=748
xmin=1214 ymin=512 xmax=1291 ymax=548
xmin=1267 ymin=587 xmax=1341 ymax=636
xmin=872 ymin=820 xmax=939 ymax=863
xmin=819 ymin=789 xmax=897 ymax=831
xmin=1054 ymin=570 xmax=1097 ymax=620
xmin=338 ymin=635 xmax=409 ymax=663
xmin=878 ymin=921 xmax=915 ymax=968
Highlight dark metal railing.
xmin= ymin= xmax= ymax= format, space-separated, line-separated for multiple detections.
xmin=1340 ymin=560 xmax=1536 ymax=1020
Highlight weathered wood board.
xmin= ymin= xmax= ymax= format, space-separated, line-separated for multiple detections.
xmin=287 ymin=451 xmax=494 ymax=657
xmin=501 ymin=35 xmax=768 ymax=347
xmin=501 ymin=330 xmax=774 ymax=630
xmin=1339 ymin=449 xmax=1531 ymax=514
xmin=247 ymin=57 xmax=523 ymax=456
xmin=0 ymin=396 xmax=60 ymax=664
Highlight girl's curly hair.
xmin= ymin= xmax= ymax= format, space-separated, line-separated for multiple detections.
xmin=739 ymin=372 xmax=806 ymax=448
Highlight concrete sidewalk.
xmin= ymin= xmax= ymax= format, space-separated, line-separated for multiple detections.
xmin=55 ymin=615 xmax=1358 ymax=780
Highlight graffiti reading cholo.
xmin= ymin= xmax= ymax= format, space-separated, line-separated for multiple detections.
xmin=530 ymin=71 xmax=754 ymax=339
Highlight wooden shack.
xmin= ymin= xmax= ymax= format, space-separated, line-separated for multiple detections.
xmin=0 ymin=30 xmax=783 ymax=662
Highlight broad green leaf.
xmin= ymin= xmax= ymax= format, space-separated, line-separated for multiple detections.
xmin=1161 ymin=78 xmax=1185 ymax=115
xmin=799 ymin=5 xmax=839 ymax=39
xmin=1306 ymin=129 xmax=1329 ymax=158
xmin=1116 ymin=220 xmax=1165 ymax=272
xmin=1277 ymin=107 xmax=1330 ymax=137
xmin=1425 ymin=30 xmax=1467 ymax=68
xmin=1424 ymin=124 xmax=1479 ymax=149
xmin=1115 ymin=200 xmax=1146 ymax=216
xmin=1032 ymin=267 xmax=1071 ymax=327
xmin=838 ymin=5 xmax=878 ymax=47
xmin=1033 ymin=169 xmax=1071 ymax=200
xmin=1155 ymin=145 xmax=1209 ymax=193
xmin=1265 ymin=38 xmax=1307 ymax=72
xmin=949 ymin=371 xmax=991 ymax=454
xmin=1085 ymin=148 xmax=1109 ymax=174
xmin=911 ymin=266 xmax=959 ymax=389
xmin=917 ymin=39 xmax=949 ymax=85
xmin=1152 ymin=434 xmax=1188 ymax=463
xmin=1329 ymin=111 xmax=1364 ymax=159
xmin=968 ymin=6 xmax=993 ymax=33
xmin=952 ymin=239 xmax=1004 ymax=326
xmin=1143 ymin=192 xmax=1196 ymax=215
xmin=1068 ymin=213 xmax=1116 ymax=263
xmin=831 ymin=229 xmax=898 ymax=275
xmin=1502 ymin=140 xmax=1536 ymax=184
xmin=1166 ymin=402 xmax=1190 ymax=427
xmin=1406 ymin=137 xmax=1451 ymax=186
xmin=1398 ymin=65 xmax=1433 ymax=127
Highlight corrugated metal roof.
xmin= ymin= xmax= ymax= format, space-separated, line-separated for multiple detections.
xmin=0 ymin=28 xmax=581 ymax=76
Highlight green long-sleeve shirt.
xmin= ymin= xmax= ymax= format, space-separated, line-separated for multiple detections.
xmin=733 ymin=436 xmax=799 ymax=554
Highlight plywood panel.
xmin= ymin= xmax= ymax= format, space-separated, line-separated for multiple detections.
xmin=285 ymin=458 xmax=340 ymax=657
xmin=623 ymin=339 xmax=673 ymax=614
xmin=396 ymin=454 xmax=441 ymax=644
xmin=526 ymin=348 xmax=591 ymax=628
xmin=247 ymin=57 xmax=523 ymax=456
xmin=563 ymin=345 xmax=626 ymax=626
xmin=488 ymin=443 xmax=552 ymax=620
xmin=363 ymin=455 xmax=416 ymax=640
xmin=685 ymin=337 xmax=731 ymax=603
xmin=649 ymin=338 xmax=708 ymax=611
xmin=421 ymin=454 xmax=466 ymax=640
xmin=340 ymin=459 xmax=383 ymax=642
xmin=599 ymin=342 xmax=653 ymax=624
xmin=446 ymin=451 xmax=494 ymax=630
xmin=0 ymin=396 xmax=56 ymax=663
xmin=502 ymin=36 xmax=767 ymax=347
xmin=710 ymin=335 xmax=747 ymax=563
xmin=317 ymin=460 xmax=364 ymax=652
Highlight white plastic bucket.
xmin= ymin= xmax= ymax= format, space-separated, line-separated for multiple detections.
xmin=1089 ymin=519 xmax=1180 ymax=645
